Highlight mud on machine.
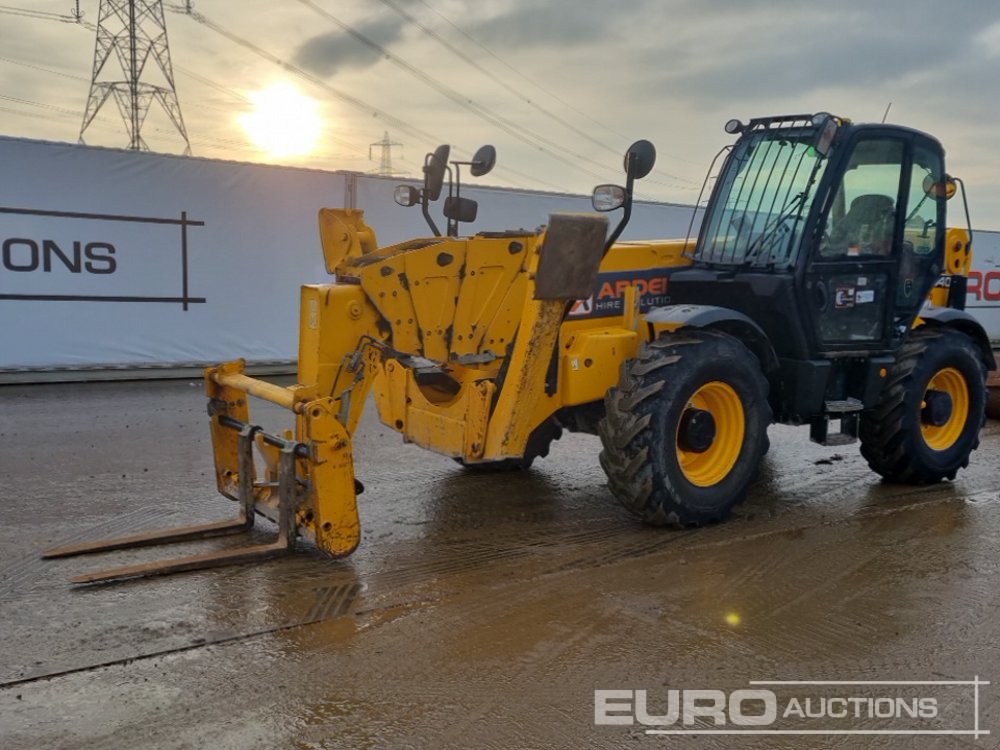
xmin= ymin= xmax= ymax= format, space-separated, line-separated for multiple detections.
xmin=46 ymin=114 xmax=995 ymax=583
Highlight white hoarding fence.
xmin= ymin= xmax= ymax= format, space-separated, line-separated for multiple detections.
xmin=0 ymin=206 xmax=203 ymax=307
xmin=967 ymin=230 xmax=1000 ymax=344
xmin=0 ymin=137 xmax=997 ymax=381
xmin=1 ymin=137 xmax=342 ymax=374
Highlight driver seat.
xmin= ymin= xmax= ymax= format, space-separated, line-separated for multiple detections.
xmin=832 ymin=194 xmax=896 ymax=255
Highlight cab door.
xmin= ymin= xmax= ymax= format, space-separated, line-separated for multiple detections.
xmin=805 ymin=136 xmax=905 ymax=351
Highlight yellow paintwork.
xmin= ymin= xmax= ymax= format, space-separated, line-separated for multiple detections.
xmin=483 ymin=297 xmax=566 ymax=458
xmin=297 ymin=283 xmax=381 ymax=432
xmin=559 ymin=328 xmax=640 ymax=404
xmin=375 ymin=358 xmax=495 ymax=457
xmin=921 ymin=366 xmax=970 ymax=451
xmin=928 ymin=227 xmax=972 ymax=308
xmin=204 ymin=360 xmax=362 ymax=556
xmin=300 ymin=398 xmax=362 ymax=556
xmin=318 ymin=208 xmax=378 ymax=271
xmin=676 ymin=381 xmax=746 ymax=487
xmin=202 ymin=204 xmax=981 ymax=556
xmin=205 ymin=360 xmax=252 ymax=501
xmin=943 ymin=227 xmax=973 ymax=276
xmin=202 ymin=209 xmax=701 ymax=556
xmin=599 ymin=238 xmax=692 ymax=271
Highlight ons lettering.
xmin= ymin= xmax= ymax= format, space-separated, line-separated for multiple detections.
xmin=1 ymin=238 xmax=117 ymax=275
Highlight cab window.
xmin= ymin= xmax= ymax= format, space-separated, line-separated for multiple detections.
xmin=897 ymin=144 xmax=946 ymax=311
xmin=819 ymin=138 xmax=904 ymax=258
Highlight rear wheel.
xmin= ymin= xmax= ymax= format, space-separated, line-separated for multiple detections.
xmin=599 ymin=330 xmax=771 ymax=526
xmin=860 ymin=327 xmax=987 ymax=482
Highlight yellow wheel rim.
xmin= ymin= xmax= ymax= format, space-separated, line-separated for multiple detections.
xmin=676 ymin=381 xmax=746 ymax=487
xmin=921 ymin=367 xmax=969 ymax=451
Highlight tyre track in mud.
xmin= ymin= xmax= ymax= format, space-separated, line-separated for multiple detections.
xmin=0 ymin=505 xmax=175 ymax=600
xmin=3 ymin=380 xmax=998 ymax=703
xmin=7 ymin=485 xmax=995 ymax=691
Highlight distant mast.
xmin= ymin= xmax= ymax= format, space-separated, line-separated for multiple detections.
xmin=369 ymin=131 xmax=403 ymax=176
xmin=79 ymin=0 xmax=191 ymax=155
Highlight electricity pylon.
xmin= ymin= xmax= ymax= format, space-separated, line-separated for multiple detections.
xmin=369 ymin=131 xmax=402 ymax=176
xmin=79 ymin=0 xmax=191 ymax=155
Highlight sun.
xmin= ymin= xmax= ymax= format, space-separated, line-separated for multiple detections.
xmin=240 ymin=82 xmax=323 ymax=159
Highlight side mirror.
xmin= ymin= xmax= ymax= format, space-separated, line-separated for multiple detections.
xmin=813 ymin=113 xmax=838 ymax=157
xmin=923 ymin=174 xmax=958 ymax=200
xmin=601 ymin=139 xmax=656 ymax=254
xmin=424 ymin=144 xmax=450 ymax=201
xmin=592 ymin=184 xmax=626 ymax=212
xmin=624 ymin=139 xmax=656 ymax=180
xmin=443 ymin=196 xmax=478 ymax=224
xmin=394 ymin=185 xmax=420 ymax=207
xmin=469 ymin=145 xmax=497 ymax=177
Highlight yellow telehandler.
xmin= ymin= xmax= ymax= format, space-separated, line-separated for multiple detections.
xmin=47 ymin=113 xmax=995 ymax=583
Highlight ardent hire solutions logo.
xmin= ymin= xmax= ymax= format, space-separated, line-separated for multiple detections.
xmin=595 ymin=678 xmax=990 ymax=738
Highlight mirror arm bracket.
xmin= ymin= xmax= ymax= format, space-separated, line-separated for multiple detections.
xmin=448 ymin=163 xmax=462 ymax=237
xmin=603 ymin=170 xmax=636 ymax=255
xmin=421 ymin=192 xmax=441 ymax=237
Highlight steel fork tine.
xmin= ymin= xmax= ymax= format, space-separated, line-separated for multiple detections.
xmin=42 ymin=425 xmax=261 ymax=560
xmin=46 ymin=426 xmax=304 ymax=584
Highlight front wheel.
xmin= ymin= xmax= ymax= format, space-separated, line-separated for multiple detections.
xmin=599 ymin=330 xmax=771 ymax=526
xmin=860 ymin=327 xmax=987 ymax=483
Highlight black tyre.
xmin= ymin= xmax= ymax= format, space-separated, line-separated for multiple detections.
xmin=454 ymin=418 xmax=562 ymax=472
xmin=599 ymin=329 xmax=771 ymax=526
xmin=860 ymin=327 xmax=987 ymax=483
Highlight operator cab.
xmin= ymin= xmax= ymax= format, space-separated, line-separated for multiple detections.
xmin=674 ymin=114 xmax=952 ymax=353
xmin=667 ymin=113 xmax=961 ymax=426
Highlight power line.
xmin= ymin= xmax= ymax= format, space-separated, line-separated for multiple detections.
xmin=174 ymin=63 xmax=249 ymax=102
xmin=0 ymin=92 xmax=92 ymax=118
xmin=374 ymin=0 xmax=703 ymax=194
xmin=404 ymin=0 xmax=706 ymax=177
xmin=171 ymin=64 xmax=367 ymax=155
xmin=293 ymin=0 xmax=624 ymax=186
xmin=0 ymin=91 xmax=349 ymax=161
xmin=0 ymin=54 xmax=270 ymax=142
xmin=0 ymin=11 xmax=386 ymax=172
xmin=373 ymin=0 xmax=627 ymax=159
xmin=0 ymin=5 xmax=82 ymax=23
xmin=0 ymin=105 xmax=76 ymax=122
xmin=1 ymin=3 xmax=580 ymax=192
xmin=175 ymin=8 xmax=441 ymax=146
xmin=169 ymin=6 xmax=568 ymax=192
xmin=0 ymin=55 xmax=89 ymax=82
xmin=297 ymin=1 xmax=696 ymax=191
xmin=2 ymin=3 xmax=369 ymax=163
xmin=408 ymin=0 xmax=632 ymax=145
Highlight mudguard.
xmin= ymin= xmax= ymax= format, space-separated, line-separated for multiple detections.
xmin=919 ymin=307 xmax=997 ymax=370
xmin=645 ymin=304 xmax=780 ymax=373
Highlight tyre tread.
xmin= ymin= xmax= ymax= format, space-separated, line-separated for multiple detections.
xmin=860 ymin=327 xmax=986 ymax=483
xmin=599 ymin=329 xmax=772 ymax=527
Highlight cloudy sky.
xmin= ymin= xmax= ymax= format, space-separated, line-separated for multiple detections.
xmin=2 ymin=0 xmax=1000 ymax=228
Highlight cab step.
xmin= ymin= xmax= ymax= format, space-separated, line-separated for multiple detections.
xmin=810 ymin=399 xmax=863 ymax=446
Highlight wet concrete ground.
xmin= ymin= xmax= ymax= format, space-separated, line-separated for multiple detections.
xmin=1 ymin=379 xmax=999 ymax=749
